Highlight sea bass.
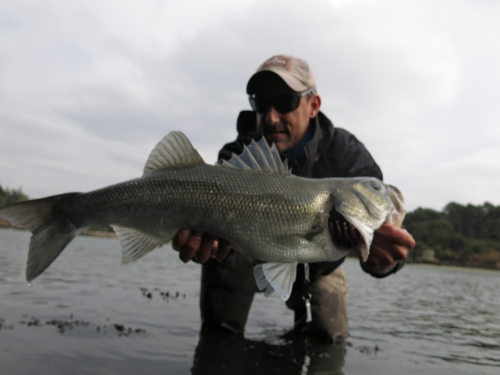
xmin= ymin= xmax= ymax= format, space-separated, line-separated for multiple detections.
xmin=0 ymin=131 xmax=406 ymax=300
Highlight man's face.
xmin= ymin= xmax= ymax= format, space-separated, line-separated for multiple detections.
xmin=253 ymin=75 xmax=321 ymax=154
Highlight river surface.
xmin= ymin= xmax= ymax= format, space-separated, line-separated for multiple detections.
xmin=0 ymin=228 xmax=499 ymax=374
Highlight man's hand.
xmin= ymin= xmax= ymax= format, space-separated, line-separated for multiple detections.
xmin=171 ymin=229 xmax=231 ymax=263
xmin=361 ymin=224 xmax=416 ymax=276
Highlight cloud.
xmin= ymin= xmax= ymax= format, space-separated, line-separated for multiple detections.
xmin=0 ymin=0 xmax=499 ymax=212
xmin=404 ymin=148 xmax=500 ymax=211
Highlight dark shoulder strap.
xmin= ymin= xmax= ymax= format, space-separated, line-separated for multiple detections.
xmin=218 ymin=111 xmax=259 ymax=162
xmin=236 ymin=110 xmax=257 ymax=137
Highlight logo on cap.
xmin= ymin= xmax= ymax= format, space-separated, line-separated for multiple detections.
xmin=262 ymin=56 xmax=294 ymax=70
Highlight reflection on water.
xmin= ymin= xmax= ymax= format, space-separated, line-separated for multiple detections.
xmin=0 ymin=228 xmax=499 ymax=374
xmin=192 ymin=329 xmax=346 ymax=375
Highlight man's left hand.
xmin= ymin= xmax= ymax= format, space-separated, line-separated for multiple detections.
xmin=361 ymin=224 xmax=416 ymax=276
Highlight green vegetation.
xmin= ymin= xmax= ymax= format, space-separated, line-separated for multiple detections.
xmin=0 ymin=184 xmax=28 ymax=207
xmin=405 ymin=202 xmax=500 ymax=267
xmin=0 ymin=184 xmax=29 ymax=229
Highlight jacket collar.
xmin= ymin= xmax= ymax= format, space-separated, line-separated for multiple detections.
xmin=287 ymin=111 xmax=335 ymax=177
xmin=235 ymin=110 xmax=336 ymax=176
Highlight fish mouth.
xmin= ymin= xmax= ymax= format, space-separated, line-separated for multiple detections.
xmin=328 ymin=209 xmax=367 ymax=257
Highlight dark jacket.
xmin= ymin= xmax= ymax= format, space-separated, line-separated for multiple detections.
xmin=218 ymin=110 xmax=403 ymax=279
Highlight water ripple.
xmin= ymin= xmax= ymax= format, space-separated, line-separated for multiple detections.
xmin=1 ymin=229 xmax=499 ymax=374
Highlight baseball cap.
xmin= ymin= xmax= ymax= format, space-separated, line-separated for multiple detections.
xmin=246 ymin=54 xmax=316 ymax=94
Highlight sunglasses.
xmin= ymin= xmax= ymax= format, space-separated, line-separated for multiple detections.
xmin=248 ymin=87 xmax=316 ymax=114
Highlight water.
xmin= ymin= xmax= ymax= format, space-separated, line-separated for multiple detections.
xmin=0 ymin=228 xmax=499 ymax=374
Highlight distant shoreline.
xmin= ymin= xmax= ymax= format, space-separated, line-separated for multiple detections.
xmin=0 ymin=219 xmax=116 ymax=238
xmin=346 ymin=252 xmax=500 ymax=271
xmin=79 ymin=230 xmax=117 ymax=238
xmin=407 ymin=258 xmax=500 ymax=271
xmin=1 ymin=219 xmax=498 ymax=270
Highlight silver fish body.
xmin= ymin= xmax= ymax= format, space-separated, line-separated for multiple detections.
xmin=64 ymin=165 xmax=369 ymax=262
xmin=0 ymin=131 xmax=405 ymax=299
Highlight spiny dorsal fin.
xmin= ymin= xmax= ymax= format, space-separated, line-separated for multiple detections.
xmin=221 ymin=156 xmax=251 ymax=170
xmin=247 ymin=140 xmax=274 ymax=172
xmin=221 ymin=137 xmax=291 ymax=175
xmin=143 ymin=131 xmax=204 ymax=176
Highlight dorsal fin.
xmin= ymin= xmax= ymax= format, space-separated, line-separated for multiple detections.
xmin=221 ymin=137 xmax=291 ymax=175
xmin=143 ymin=131 xmax=204 ymax=176
xmin=247 ymin=139 xmax=274 ymax=172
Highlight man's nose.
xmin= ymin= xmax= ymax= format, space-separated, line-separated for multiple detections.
xmin=266 ymin=105 xmax=281 ymax=124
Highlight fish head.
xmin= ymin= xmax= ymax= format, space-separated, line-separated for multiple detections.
xmin=324 ymin=177 xmax=403 ymax=262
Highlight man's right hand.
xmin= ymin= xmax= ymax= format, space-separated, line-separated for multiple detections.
xmin=171 ymin=230 xmax=231 ymax=263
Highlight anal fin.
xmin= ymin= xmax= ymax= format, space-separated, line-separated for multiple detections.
xmin=112 ymin=226 xmax=170 ymax=264
xmin=253 ymin=262 xmax=298 ymax=301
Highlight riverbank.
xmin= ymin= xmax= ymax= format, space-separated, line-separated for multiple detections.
xmin=0 ymin=219 xmax=22 ymax=230
xmin=409 ymin=258 xmax=500 ymax=270
xmin=346 ymin=254 xmax=500 ymax=271
xmin=347 ymin=250 xmax=500 ymax=271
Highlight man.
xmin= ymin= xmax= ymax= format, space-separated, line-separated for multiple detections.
xmin=173 ymin=55 xmax=415 ymax=342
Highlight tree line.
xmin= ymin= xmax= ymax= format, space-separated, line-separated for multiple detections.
xmin=404 ymin=202 xmax=500 ymax=265
xmin=0 ymin=184 xmax=28 ymax=207
xmin=0 ymin=184 xmax=113 ymax=233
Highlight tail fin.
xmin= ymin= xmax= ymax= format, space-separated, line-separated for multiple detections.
xmin=0 ymin=193 xmax=80 ymax=282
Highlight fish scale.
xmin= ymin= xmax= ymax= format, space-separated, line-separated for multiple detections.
xmin=0 ymin=131 xmax=405 ymax=300
xmin=57 ymin=164 xmax=332 ymax=262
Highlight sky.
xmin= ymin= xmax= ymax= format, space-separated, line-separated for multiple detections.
xmin=0 ymin=0 xmax=499 ymax=211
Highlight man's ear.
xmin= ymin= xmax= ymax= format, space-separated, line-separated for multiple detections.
xmin=309 ymin=94 xmax=321 ymax=118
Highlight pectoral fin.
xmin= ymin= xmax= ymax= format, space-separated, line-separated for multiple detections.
xmin=340 ymin=215 xmax=372 ymax=262
xmin=253 ymin=262 xmax=298 ymax=301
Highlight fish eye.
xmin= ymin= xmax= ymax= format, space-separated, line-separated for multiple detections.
xmin=370 ymin=181 xmax=381 ymax=191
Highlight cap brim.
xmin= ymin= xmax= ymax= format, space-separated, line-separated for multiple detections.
xmin=246 ymin=70 xmax=307 ymax=94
